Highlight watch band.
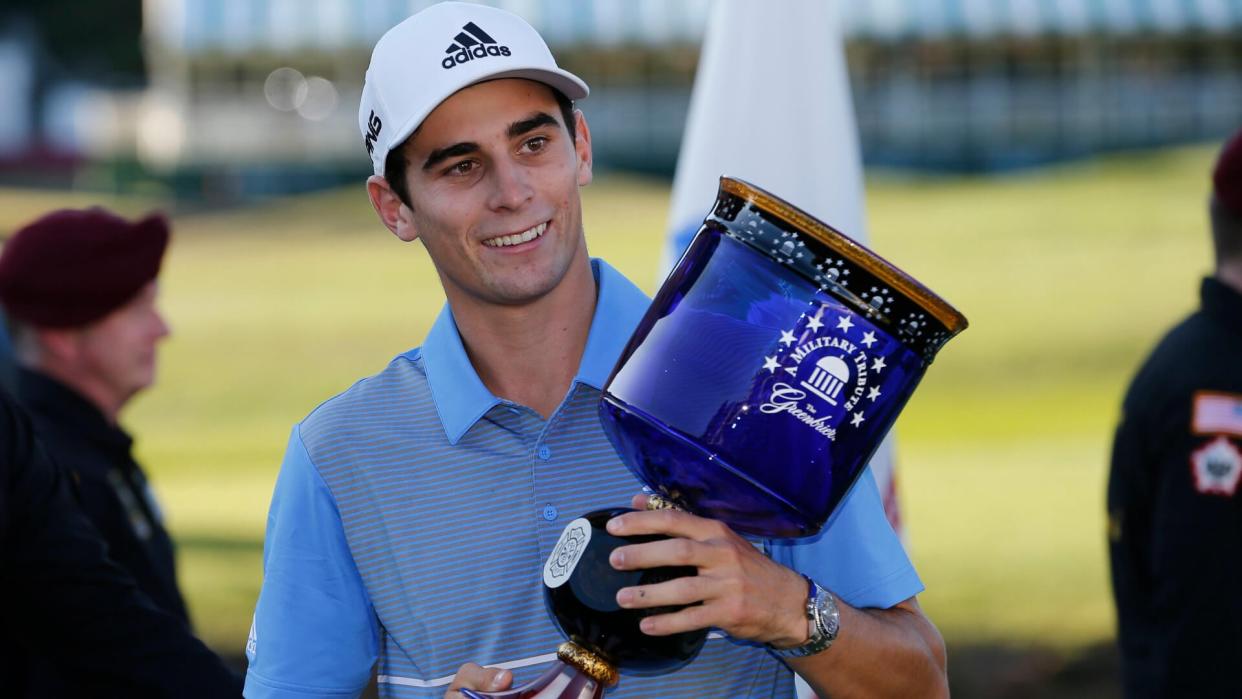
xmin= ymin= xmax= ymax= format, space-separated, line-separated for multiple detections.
xmin=769 ymin=575 xmax=840 ymax=659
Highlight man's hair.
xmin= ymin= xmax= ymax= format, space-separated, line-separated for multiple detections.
xmin=1210 ymin=196 xmax=1242 ymax=266
xmin=384 ymin=88 xmax=577 ymax=210
xmin=4 ymin=316 xmax=38 ymax=367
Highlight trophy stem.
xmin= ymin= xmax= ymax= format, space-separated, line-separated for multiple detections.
xmin=458 ymin=643 xmax=615 ymax=699
xmin=556 ymin=641 xmax=618 ymax=687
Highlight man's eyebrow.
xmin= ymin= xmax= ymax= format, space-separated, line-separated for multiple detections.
xmin=423 ymin=142 xmax=478 ymax=171
xmin=421 ymin=113 xmax=558 ymax=171
xmin=508 ymin=112 xmax=559 ymax=139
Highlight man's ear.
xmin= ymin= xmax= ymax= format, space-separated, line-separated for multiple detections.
xmin=34 ymin=327 xmax=79 ymax=365
xmin=572 ymin=109 xmax=593 ymax=188
xmin=366 ymin=175 xmax=419 ymax=242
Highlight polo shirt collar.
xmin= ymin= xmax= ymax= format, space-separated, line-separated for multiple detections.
xmin=422 ymin=258 xmax=651 ymax=444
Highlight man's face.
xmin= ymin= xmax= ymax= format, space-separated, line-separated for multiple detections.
xmin=397 ymin=78 xmax=593 ymax=307
xmin=75 ymin=281 xmax=170 ymax=406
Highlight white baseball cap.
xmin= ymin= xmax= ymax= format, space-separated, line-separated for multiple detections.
xmin=359 ymin=1 xmax=590 ymax=176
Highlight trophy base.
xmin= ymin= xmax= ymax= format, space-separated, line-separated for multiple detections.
xmin=600 ymin=394 xmax=817 ymax=539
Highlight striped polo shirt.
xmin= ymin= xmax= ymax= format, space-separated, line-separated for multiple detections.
xmin=244 ymin=259 xmax=922 ymax=698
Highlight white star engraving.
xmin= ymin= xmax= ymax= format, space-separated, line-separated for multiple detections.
xmin=807 ymin=315 xmax=824 ymax=332
xmin=780 ymin=330 xmax=796 ymax=346
xmin=851 ymin=411 xmax=866 ymax=427
xmin=860 ymin=331 xmax=877 ymax=348
xmin=867 ymin=386 xmax=882 ymax=401
xmin=872 ymin=356 xmax=887 ymax=372
xmin=836 ymin=315 xmax=854 ymax=332
xmin=763 ymin=356 xmax=780 ymax=373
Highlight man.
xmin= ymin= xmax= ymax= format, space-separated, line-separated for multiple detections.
xmin=246 ymin=4 xmax=947 ymax=698
xmin=1108 ymin=127 xmax=1242 ymax=698
xmin=0 ymin=385 xmax=241 ymax=697
xmin=0 ymin=207 xmax=189 ymax=693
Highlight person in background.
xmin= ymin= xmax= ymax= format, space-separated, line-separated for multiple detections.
xmin=0 ymin=207 xmax=192 ymax=696
xmin=1108 ymin=127 xmax=1242 ymax=698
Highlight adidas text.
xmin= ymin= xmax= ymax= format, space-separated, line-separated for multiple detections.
xmin=442 ymin=44 xmax=511 ymax=70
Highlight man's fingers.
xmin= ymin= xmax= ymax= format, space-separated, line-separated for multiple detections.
xmin=445 ymin=663 xmax=512 ymax=697
xmin=610 ymin=536 xmax=707 ymax=570
xmin=616 ymin=575 xmax=709 ymax=609
xmin=607 ymin=505 xmax=723 ymax=541
xmin=632 ymin=603 xmax=716 ymax=637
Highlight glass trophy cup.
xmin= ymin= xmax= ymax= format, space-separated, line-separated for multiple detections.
xmin=465 ymin=176 xmax=967 ymax=698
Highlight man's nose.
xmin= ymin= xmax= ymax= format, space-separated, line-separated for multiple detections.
xmin=487 ymin=158 xmax=534 ymax=211
xmin=153 ymin=310 xmax=171 ymax=340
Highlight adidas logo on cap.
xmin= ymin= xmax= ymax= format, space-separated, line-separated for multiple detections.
xmin=442 ymin=21 xmax=511 ymax=69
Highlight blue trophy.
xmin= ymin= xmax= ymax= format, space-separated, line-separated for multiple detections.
xmin=465 ymin=176 xmax=967 ymax=699
xmin=600 ymin=176 xmax=968 ymax=539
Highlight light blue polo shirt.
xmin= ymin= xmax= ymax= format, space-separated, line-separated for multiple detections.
xmin=244 ymin=259 xmax=922 ymax=698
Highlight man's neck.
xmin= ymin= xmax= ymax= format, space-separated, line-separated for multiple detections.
xmin=1216 ymin=262 xmax=1242 ymax=296
xmin=25 ymin=361 xmax=123 ymax=424
xmin=448 ymin=257 xmax=598 ymax=420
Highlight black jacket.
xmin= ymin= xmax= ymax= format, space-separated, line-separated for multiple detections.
xmin=0 ymin=387 xmax=240 ymax=697
xmin=1108 ymin=277 xmax=1242 ymax=698
xmin=16 ymin=368 xmax=188 ymax=621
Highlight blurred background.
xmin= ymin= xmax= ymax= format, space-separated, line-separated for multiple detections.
xmin=1 ymin=1 xmax=1240 ymax=696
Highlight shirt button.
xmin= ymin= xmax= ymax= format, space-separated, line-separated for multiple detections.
xmin=538 ymin=445 xmax=552 ymax=461
xmin=542 ymin=504 xmax=558 ymax=521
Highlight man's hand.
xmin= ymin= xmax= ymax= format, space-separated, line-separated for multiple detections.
xmin=444 ymin=663 xmax=512 ymax=698
xmin=606 ymin=494 xmax=810 ymax=648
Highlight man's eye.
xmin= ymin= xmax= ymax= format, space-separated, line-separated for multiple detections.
xmin=523 ymin=136 xmax=548 ymax=153
xmin=446 ymin=160 xmax=476 ymax=176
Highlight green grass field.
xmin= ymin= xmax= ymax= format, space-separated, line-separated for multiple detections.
xmin=0 ymin=145 xmax=1216 ymax=663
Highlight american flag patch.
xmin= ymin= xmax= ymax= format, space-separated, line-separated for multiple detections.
xmin=1192 ymin=391 xmax=1242 ymax=437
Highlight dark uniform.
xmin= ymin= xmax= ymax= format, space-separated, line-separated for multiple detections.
xmin=15 ymin=366 xmax=188 ymax=622
xmin=0 ymin=387 xmax=240 ymax=696
xmin=1108 ymin=276 xmax=1242 ymax=698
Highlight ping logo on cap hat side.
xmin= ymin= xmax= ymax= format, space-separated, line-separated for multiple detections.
xmin=442 ymin=21 xmax=512 ymax=70
xmin=364 ymin=111 xmax=383 ymax=155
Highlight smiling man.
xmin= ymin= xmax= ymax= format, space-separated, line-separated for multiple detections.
xmin=244 ymin=4 xmax=946 ymax=699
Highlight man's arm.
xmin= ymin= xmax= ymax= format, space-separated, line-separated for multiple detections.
xmin=786 ymin=596 xmax=946 ymax=697
xmin=245 ymin=426 xmax=379 ymax=698
xmin=607 ymin=490 xmax=947 ymax=698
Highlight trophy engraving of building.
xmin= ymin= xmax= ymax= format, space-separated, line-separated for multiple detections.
xmin=802 ymin=355 xmax=850 ymax=406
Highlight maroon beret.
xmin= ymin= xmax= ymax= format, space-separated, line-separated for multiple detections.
xmin=1214 ymin=127 xmax=1242 ymax=219
xmin=0 ymin=208 xmax=169 ymax=328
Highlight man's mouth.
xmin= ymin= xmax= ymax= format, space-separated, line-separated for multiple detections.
xmin=481 ymin=222 xmax=547 ymax=248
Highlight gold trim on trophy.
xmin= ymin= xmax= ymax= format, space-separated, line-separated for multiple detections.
xmin=644 ymin=493 xmax=679 ymax=511
xmin=718 ymin=177 xmax=968 ymax=334
xmin=557 ymin=642 xmax=619 ymax=687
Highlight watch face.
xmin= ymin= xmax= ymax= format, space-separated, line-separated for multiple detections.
xmin=813 ymin=588 xmax=839 ymax=639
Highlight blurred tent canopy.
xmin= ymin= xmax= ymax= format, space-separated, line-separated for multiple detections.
xmin=151 ymin=0 xmax=1242 ymax=53
xmin=2 ymin=0 xmax=1240 ymax=198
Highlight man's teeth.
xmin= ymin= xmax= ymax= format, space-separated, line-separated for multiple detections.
xmin=483 ymin=222 xmax=547 ymax=247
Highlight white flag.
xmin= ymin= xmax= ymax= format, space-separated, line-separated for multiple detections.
xmin=664 ymin=0 xmax=904 ymax=543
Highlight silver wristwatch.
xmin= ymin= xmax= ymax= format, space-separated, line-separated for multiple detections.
xmin=770 ymin=576 xmax=840 ymax=659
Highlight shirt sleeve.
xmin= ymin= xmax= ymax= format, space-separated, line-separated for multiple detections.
xmin=244 ymin=426 xmax=379 ymax=699
xmin=768 ymin=467 xmax=923 ymax=609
